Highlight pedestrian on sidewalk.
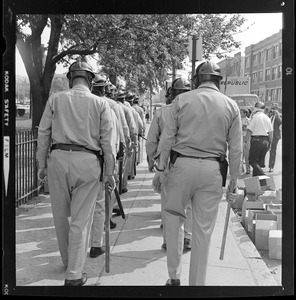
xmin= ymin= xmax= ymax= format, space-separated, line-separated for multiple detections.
xmin=245 ymin=101 xmax=273 ymax=177
xmin=240 ymin=108 xmax=251 ymax=174
xmin=268 ymin=103 xmax=282 ymax=172
xmin=154 ymin=61 xmax=242 ymax=286
xmin=148 ymin=79 xmax=193 ymax=251
xmin=37 ymin=60 xmax=115 ymax=286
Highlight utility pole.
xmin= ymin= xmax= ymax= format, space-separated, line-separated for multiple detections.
xmin=172 ymin=60 xmax=176 ymax=83
xmin=191 ymin=35 xmax=196 ymax=90
xmin=189 ymin=35 xmax=202 ymax=89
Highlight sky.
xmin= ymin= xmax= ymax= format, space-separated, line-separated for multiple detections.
xmin=15 ymin=13 xmax=283 ymax=77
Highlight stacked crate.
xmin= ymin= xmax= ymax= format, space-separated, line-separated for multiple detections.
xmin=238 ymin=175 xmax=282 ymax=260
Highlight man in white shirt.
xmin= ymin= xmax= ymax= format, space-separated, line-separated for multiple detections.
xmin=246 ymin=102 xmax=273 ymax=176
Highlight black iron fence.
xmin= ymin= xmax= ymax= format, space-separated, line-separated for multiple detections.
xmin=15 ymin=128 xmax=42 ymax=207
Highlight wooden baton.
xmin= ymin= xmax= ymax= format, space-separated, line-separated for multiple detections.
xmin=105 ymin=182 xmax=111 ymax=272
xmin=219 ymin=201 xmax=231 ymax=260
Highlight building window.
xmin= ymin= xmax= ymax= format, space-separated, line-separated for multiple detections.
xmin=277 ymin=88 xmax=282 ymax=101
xmin=245 ymin=56 xmax=250 ymax=68
xmin=252 ymin=53 xmax=258 ymax=66
xmin=278 ymin=65 xmax=282 ymax=78
xmin=273 ymin=45 xmax=279 ymax=59
xmin=279 ymin=43 xmax=282 ymax=56
xmin=251 ymin=72 xmax=257 ymax=84
xmin=271 ymin=89 xmax=277 ymax=101
xmin=265 ymin=69 xmax=271 ymax=81
xmin=258 ymin=51 xmax=264 ymax=64
xmin=266 ymin=48 xmax=271 ymax=61
xmin=266 ymin=89 xmax=271 ymax=102
xmin=272 ymin=67 xmax=278 ymax=80
xmin=258 ymin=70 xmax=263 ymax=82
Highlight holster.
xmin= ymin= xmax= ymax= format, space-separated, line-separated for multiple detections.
xmin=219 ymin=154 xmax=228 ymax=187
xmin=116 ymin=142 xmax=125 ymax=161
xmin=170 ymin=149 xmax=179 ymax=165
xmin=97 ymin=154 xmax=104 ymax=182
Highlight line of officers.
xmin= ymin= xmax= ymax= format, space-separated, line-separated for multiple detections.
xmin=37 ymin=59 xmax=242 ymax=286
xmin=36 ymin=60 xmax=146 ymax=286
xmin=90 ymin=74 xmax=147 ymax=249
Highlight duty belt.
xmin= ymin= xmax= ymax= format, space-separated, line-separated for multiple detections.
xmin=51 ymin=143 xmax=99 ymax=157
xmin=177 ymin=153 xmax=219 ymax=162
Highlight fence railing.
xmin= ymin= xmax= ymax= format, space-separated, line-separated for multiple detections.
xmin=15 ymin=128 xmax=42 ymax=207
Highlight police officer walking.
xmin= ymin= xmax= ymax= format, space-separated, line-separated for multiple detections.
xmin=88 ymin=75 xmax=122 ymax=258
xmin=115 ymin=90 xmax=138 ymax=193
xmin=148 ymin=78 xmax=193 ymax=251
xmin=154 ymin=61 xmax=242 ymax=286
xmin=37 ymin=60 xmax=115 ymax=286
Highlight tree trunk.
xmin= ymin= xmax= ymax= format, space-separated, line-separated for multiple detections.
xmin=30 ymin=80 xmax=45 ymax=129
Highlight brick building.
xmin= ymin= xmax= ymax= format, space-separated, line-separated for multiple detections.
xmin=217 ymin=29 xmax=282 ymax=109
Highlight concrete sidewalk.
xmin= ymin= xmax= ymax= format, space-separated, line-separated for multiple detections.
xmin=16 ymin=156 xmax=278 ymax=288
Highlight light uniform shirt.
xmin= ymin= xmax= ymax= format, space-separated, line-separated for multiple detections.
xmin=110 ymin=109 xmax=120 ymax=154
xmin=247 ymin=110 xmax=273 ymax=136
xmin=124 ymin=101 xmax=143 ymax=137
xmin=104 ymin=96 xmax=129 ymax=148
xmin=157 ymin=81 xmax=242 ymax=179
xmin=132 ymin=103 xmax=146 ymax=135
xmin=146 ymin=104 xmax=172 ymax=160
xmin=37 ymin=84 xmax=115 ymax=175
xmin=116 ymin=101 xmax=138 ymax=143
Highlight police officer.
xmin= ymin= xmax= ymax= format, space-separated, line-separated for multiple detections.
xmin=88 ymin=75 xmax=121 ymax=258
xmin=125 ymin=92 xmax=143 ymax=177
xmin=132 ymin=95 xmax=146 ymax=164
xmin=37 ymin=60 xmax=115 ymax=286
xmin=148 ymin=78 xmax=193 ymax=251
xmin=105 ymin=83 xmax=117 ymax=100
xmin=154 ymin=61 xmax=242 ymax=286
xmin=115 ymin=90 xmax=138 ymax=193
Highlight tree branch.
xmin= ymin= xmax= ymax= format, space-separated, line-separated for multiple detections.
xmin=26 ymin=15 xmax=48 ymax=43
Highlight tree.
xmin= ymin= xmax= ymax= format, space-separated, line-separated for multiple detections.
xmin=16 ymin=14 xmax=246 ymax=129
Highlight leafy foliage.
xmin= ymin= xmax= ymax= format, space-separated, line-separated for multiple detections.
xmin=16 ymin=13 xmax=246 ymax=127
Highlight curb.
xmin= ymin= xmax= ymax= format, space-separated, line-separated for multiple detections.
xmin=227 ymin=204 xmax=278 ymax=286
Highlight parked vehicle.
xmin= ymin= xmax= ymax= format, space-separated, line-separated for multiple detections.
xmin=229 ymin=94 xmax=259 ymax=116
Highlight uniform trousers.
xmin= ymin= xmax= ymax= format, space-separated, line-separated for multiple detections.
xmin=249 ymin=136 xmax=269 ymax=176
xmin=164 ymin=157 xmax=222 ymax=285
xmin=90 ymin=182 xmax=105 ymax=248
xmin=47 ymin=150 xmax=101 ymax=280
xmin=161 ymin=173 xmax=192 ymax=244
xmin=122 ymin=153 xmax=130 ymax=190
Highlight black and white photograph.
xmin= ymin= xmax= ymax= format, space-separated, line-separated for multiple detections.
xmin=2 ymin=0 xmax=294 ymax=297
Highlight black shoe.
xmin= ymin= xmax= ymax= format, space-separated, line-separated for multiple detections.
xmin=165 ymin=279 xmax=180 ymax=286
xmin=112 ymin=207 xmax=121 ymax=216
xmin=269 ymin=168 xmax=273 ymax=172
xmin=121 ymin=188 xmax=128 ymax=194
xmin=110 ymin=220 xmax=117 ymax=229
xmin=161 ymin=243 xmax=167 ymax=250
xmin=184 ymin=238 xmax=191 ymax=250
xmin=64 ymin=273 xmax=87 ymax=286
xmin=89 ymin=247 xmax=105 ymax=258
